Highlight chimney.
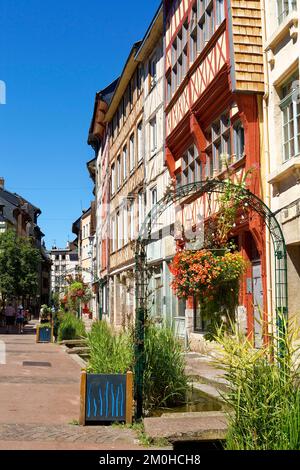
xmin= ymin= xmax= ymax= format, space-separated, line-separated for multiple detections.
xmin=0 ymin=177 xmax=4 ymax=189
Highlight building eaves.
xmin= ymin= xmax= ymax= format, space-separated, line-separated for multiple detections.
xmin=88 ymin=78 xmax=119 ymax=147
xmin=104 ymin=41 xmax=142 ymax=123
xmin=135 ymin=4 xmax=163 ymax=62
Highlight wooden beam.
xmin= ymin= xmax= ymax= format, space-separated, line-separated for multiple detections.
xmin=79 ymin=370 xmax=87 ymax=426
xmin=126 ymin=371 xmax=133 ymax=425
xmin=190 ymin=113 xmax=207 ymax=164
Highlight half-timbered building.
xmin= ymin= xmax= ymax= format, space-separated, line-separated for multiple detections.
xmin=164 ymin=0 xmax=266 ymax=348
xmin=88 ymin=79 xmax=118 ymax=319
xmin=104 ymin=42 xmax=145 ymax=328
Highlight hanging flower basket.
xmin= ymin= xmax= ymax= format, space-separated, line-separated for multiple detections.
xmin=169 ymin=249 xmax=247 ymax=301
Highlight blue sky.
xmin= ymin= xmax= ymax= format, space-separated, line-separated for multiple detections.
xmin=0 ymin=0 xmax=161 ymax=248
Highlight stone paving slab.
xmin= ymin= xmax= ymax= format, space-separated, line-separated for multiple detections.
xmin=185 ymin=353 xmax=228 ymax=394
xmin=0 ymin=424 xmax=139 ymax=445
xmin=0 ymin=327 xmax=142 ymax=450
xmin=144 ymin=414 xmax=227 ymax=442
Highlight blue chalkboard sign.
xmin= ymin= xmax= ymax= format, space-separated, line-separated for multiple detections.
xmin=36 ymin=326 xmax=53 ymax=343
xmin=85 ymin=374 xmax=127 ymax=423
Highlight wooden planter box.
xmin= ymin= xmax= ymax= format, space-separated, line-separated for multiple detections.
xmin=79 ymin=370 xmax=133 ymax=426
xmin=36 ymin=325 xmax=53 ymax=343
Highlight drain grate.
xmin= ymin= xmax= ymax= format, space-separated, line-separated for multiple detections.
xmin=22 ymin=361 xmax=51 ymax=367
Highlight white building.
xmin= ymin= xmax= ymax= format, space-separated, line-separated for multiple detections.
xmin=263 ymin=0 xmax=300 ymax=325
xmin=50 ymin=244 xmax=79 ymax=296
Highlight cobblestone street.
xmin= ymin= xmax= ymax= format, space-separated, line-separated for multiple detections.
xmin=0 ymin=323 xmax=141 ymax=450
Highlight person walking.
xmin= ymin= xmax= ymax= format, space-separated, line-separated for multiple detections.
xmin=4 ymin=302 xmax=16 ymax=334
xmin=16 ymin=305 xmax=25 ymax=334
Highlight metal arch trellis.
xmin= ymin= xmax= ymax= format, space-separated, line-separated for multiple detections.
xmin=134 ymin=180 xmax=288 ymax=419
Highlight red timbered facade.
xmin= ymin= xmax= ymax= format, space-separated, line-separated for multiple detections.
xmin=164 ymin=0 xmax=266 ymax=345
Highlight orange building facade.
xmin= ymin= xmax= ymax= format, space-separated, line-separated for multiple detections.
xmin=164 ymin=0 xmax=267 ymax=346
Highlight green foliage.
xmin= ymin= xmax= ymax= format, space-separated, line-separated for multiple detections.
xmin=61 ymin=275 xmax=93 ymax=313
xmin=38 ymin=323 xmax=52 ymax=329
xmin=0 ymin=230 xmax=41 ymax=299
xmin=87 ymin=321 xmax=133 ymax=375
xmin=206 ymin=169 xmax=253 ymax=248
xmin=40 ymin=304 xmax=51 ymax=319
xmin=58 ymin=313 xmax=86 ymax=341
xmin=87 ymin=321 xmax=188 ymax=412
xmin=143 ymin=323 xmax=188 ymax=410
xmin=53 ymin=310 xmax=64 ymax=340
xmin=51 ymin=292 xmax=60 ymax=310
xmin=214 ymin=316 xmax=300 ymax=450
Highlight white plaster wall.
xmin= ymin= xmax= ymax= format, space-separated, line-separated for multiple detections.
xmin=263 ymin=0 xmax=300 ymax=324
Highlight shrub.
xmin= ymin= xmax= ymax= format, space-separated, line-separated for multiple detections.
xmin=87 ymin=321 xmax=133 ymax=374
xmin=38 ymin=323 xmax=52 ymax=329
xmin=87 ymin=321 xmax=188 ymax=412
xmin=214 ymin=317 xmax=300 ymax=450
xmin=143 ymin=323 xmax=188 ymax=410
xmin=58 ymin=313 xmax=86 ymax=341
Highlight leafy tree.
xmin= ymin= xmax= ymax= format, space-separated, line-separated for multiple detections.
xmin=0 ymin=230 xmax=41 ymax=301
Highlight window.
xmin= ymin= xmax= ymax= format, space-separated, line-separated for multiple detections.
xmin=190 ymin=4 xmax=198 ymax=63
xmin=216 ymin=0 xmax=225 ymax=26
xmin=123 ymin=204 xmax=128 ymax=245
xmin=112 ymin=113 xmax=118 ymax=140
xmin=117 ymin=210 xmax=122 ymax=250
xmin=129 ymin=134 xmax=135 ymax=172
xmin=277 ymin=0 xmax=297 ymax=24
xmin=138 ymin=191 xmax=145 ymax=231
xmin=151 ymin=187 xmax=157 ymax=208
xmin=129 ymin=200 xmax=135 ymax=240
xmin=212 ymin=113 xmax=231 ymax=172
xmin=128 ymin=81 xmax=133 ymax=110
xmin=167 ymin=73 xmax=172 ymax=103
xmin=137 ymin=121 xmax=143 ymax=162
xmin=150 ymin=116 xmax=157 ymax=154
xmin=194 ymin=298 xmax=209 ymax=332
xmin=111 ymin=215 xmax=116 ymax=252
xmin=137 ymin=64 xmax=143 ymax=94
xmin=196 ymin=0 xmax=222 ymax=53
xmin=123 ymin=146 xmax=127 ymax=180
xmin=171 ymin=22 xmax=188 ymax=94
xmin=111 ymin=163 xmax=115 ymax=195
xmin=233 ymin=121 xmax=245 ymax=161
xmin=182 ymin=145 xmax=202 ymax=185
xmin=280 ymin=74 xmax=300 ymax=161
xmin=117 ymin=155 xmax=121 ymax=189
xmin=149 ymin=266 xmax=163 ymax=318
xmin=149 ymin=54 xmax=157 ymax=91
xmin=204 ymin=110 xmax=244 ymax=176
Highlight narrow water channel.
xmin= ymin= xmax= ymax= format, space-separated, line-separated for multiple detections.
xmin=150 ymin=387 xmax=223 ymax=417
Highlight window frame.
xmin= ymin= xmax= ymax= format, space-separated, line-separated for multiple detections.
xmin=123 ymin=145 xmax=127 ymax=181
xmin=111 ymin=163 xmax=115 ymax=195
xmin=149 ymin=53 xmax=157 ymax=92
xmin=280 ymin=74 xmax=300 ymax=162
xmin=150 ymin=116 xmax=158 ymax=155
xmin=137 ymin=121 xmax=144 ymax=163
xmin=129 ymin=133 xmax=135 ymax=173
xmin=277 ymin=0 xmax=297 ymax=25
xmin=117 ymin=155 xmax=121 ymax=189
